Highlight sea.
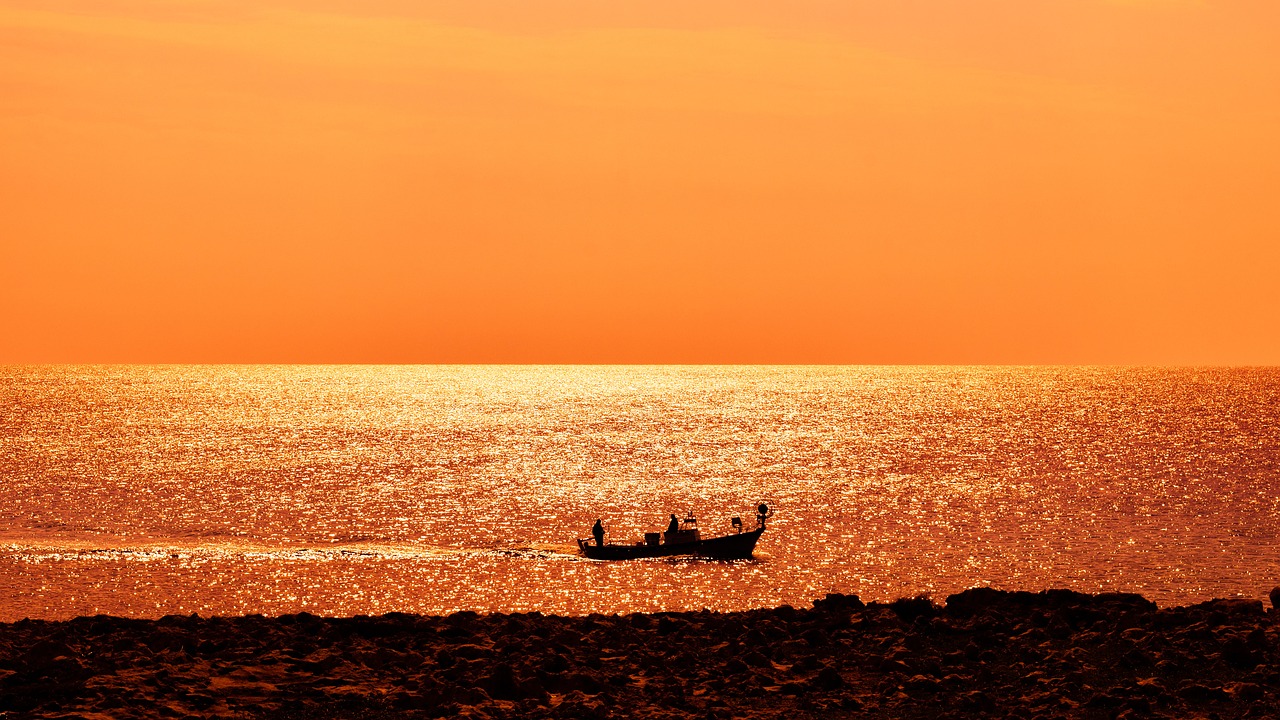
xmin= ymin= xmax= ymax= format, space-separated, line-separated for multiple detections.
xmin=2 ymin=366 xmax=1277 ymax=622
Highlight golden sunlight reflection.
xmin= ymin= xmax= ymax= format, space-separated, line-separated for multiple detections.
xmin=2 ymin=366 xmax=1279 ymax=620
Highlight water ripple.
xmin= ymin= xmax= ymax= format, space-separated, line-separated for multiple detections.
xmin=2 ymin=366 xmax=1278 ymax=620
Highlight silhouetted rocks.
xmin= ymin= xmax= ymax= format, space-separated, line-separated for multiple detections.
xmin=2 ymin=589 xmax=1279 ymax=718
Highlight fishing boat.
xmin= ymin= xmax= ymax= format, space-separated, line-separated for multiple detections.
xmin=578 ymin=504 xmax=770 ymax=560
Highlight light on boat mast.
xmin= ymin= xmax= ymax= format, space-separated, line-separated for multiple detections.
xmin=756 ymin=503 xmax=771 ymax=529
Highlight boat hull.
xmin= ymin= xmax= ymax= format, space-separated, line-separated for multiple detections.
xmin=579 ymin=527 xmax=763 ymax=560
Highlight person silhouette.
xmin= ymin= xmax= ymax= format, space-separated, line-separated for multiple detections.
xmin=592 ymin=519 xmax=605 ymax=547
xmin=667 ymin=514 xmax=679 ymax=534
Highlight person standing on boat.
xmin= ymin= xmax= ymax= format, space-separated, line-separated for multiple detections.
xmin=667 ymin=514 xmax=679 ymax=534
xmin=592 ymin=519 xmax=605 ymax=547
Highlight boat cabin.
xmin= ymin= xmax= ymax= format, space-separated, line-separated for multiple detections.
xmin=663 ymin=515 xmax=700 ymax=545
xmin=637 ymin=514 xmax=700 ymax=547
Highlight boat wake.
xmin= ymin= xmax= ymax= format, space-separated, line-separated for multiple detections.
xmin=1 ymin=540 xmax=595 ymax=565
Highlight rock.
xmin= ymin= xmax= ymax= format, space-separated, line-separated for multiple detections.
xmin=1234 ymin=682 xmax=1264 ymax=702
xmin=1269 ymin=587 xmax=1280 ymax=610
xmin=19 ymin=640 xmax=76 ymax=671
xmin=480 ymin=662 xmax=520 ymax=700
xmin=1197 ymin=598 xmax=1265 ymax=618
xmin=451 ymin=643 xmax=493 ymax=661
xmin=772 ymin=639 xmax=810 ymax=660
xmin=540 ymin=651 xmax=570 ymax=674
xmin=1222 ymin=635 xmax=1263 ymax=670
xmin=814 ymin=666 xmax=843 ymax=691
xmin=959 ymin=689 xmax=996 ymax=711
xmin=779 ymin=680 xmax=808 ymax=695
xmin=3 ymin=590 xmax=1280 ymax=719
xmin=792 ymin=654 xmax=820 ymax=673
xmin=944 ymin=587 xmax=1010 ymax=617
xmin=389 ymin=689 xmax=442 ymax=711
xmin=656 ymin=616 xmax=681 ymax=636
xmin=555 ymin=690 xmax=608 ymax=719
xmin=799 ymin=627 xmax=827 ymax=647
xmin=1095 ymin=592 xmax=1158 ymax=612
xmin=878 ymin=657 xmax=912 ymax=675
xmin=1084 ymin=691 xmax=1124 ymax=709
xmin=1131 ymin=677 xmax=1166 ymax=697
xmin=627 ymin=613 xmax=652 ymax=630
xmin=1177 ymin=683 xmax=1230 ymax=703
xmin=554 ymin=671 xmax=602 ymax=695
xmin=812 ymin=593 xmax=864 ymax=612
xmin=890 ymin=596 xmax=937 ymax=624
xmin=288 ymin=648 xmax=343 ymax=674
xmin=1121 ymin=696 xmax=1153 ymax=715
xmin=903 ymin=674 xmax=941 ymax=695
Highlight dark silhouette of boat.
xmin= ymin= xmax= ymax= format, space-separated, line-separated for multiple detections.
xmin=578 ymin=504 xmax=769 ymax=560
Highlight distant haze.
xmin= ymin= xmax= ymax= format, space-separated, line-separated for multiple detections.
xmin=2 ymin=1 xmax=1277 ymax=363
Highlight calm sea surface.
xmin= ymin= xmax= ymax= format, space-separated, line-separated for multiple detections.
xmin=2 ymin=366 xmax=1278 ymax=621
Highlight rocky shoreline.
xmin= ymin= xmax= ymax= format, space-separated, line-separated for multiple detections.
xmin=3 ymin=588 xmax=1279 ymax=718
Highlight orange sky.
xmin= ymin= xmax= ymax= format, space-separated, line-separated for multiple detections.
xmin=2 ymin=0 xmax=1278 ymax=363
